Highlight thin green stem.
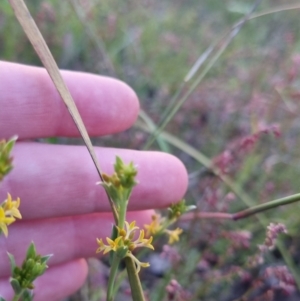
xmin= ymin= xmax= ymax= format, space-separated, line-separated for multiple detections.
xmin=232 ymin=193 xmax=300 ymax=220
xmin=142 ymin=82 xmax=184 ymax=150
xmin=107 ymin=256 xmax=121 ymax=301
xmin=124 ymin=257 xmax=146 ymax=301
xmin=12 ymin=292 xmax=23 ymax=301
xmin=118 ymin=200 xmax=127 ymax=229
xmin=139 ymin=110 xmax=170 ymax=152
xmin=181 ymin=193 xmax=300 ymax=221
xmin=249 ymin=4 xmax=300 ymax=20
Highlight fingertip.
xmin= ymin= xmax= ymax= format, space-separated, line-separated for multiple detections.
xmin=131 ymin=151 xmax=189 ymax=209
xmin=168 ymin=153 xmax=189 ymax=197
xmin=162 ymin=152 xmax=189 ymax=204
xmin=0 ymin=62 xmax=140 ymax=139
xmin=59 ymin=70 xmax=140 ymax=136
xmin=33 ymin=259 xmax=88 ymax=301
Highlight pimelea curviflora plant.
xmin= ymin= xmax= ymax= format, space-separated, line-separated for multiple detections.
xmin=0 ymin=137 xmax=51 ymax=301
xmin=95 ymin=156 xmax=194 ymax=301
xmin=7 ymin=1 xmax=300 ymax=300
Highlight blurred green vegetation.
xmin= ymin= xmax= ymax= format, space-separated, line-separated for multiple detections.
xmin=2 ymin=0 xmax=300 ymax=300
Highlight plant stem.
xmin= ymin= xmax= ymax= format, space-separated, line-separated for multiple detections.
xmin=107 ymin=256 xmax=121 ymax=301
xmin=124 ymin=257 xmax=146 ymax=301
xmin=180 ymin=212 xmax=233 ymax=221
xmin=180 ymin=193 xmax=300 ymax=222
xmin=118 ymin=199 xmax=128 ymax=229
xmin=232 ymin=193 xmax=300 ymax=220
xmin=12 ymin=292 xmax=22 ymax=301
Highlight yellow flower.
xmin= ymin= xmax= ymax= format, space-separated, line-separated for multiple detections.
xmin=96 ymin=236 xmax=123 ymax=254
xmin=165 ymin=228 xmax=183 ymax=244
xmin=144 ymin=214 xmax=164 ymax=236
xmin=0 ymin=207 xmax=15 ymax=237
xmin=117 ymin=220 xmax=139 ymax=240
xmin=131 ymin=229 xmax=154 ymax=250
xmin=0 ymin=193 xmax=22 ymax=237
xmin=116 ymin=221 xmax=154 ymax=251
xmin=96 ymin=220 xmax=154 ymax=273
xmin=2 ymin=193 xmax=22 ymax=219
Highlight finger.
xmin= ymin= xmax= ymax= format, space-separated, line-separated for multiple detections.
xmin=1 ymin=143 xmax=188 ymax=219
xmin=0 ymin=258 xmax=88 ymax=301
xmin=0 ymin=61 xmax=139 ymax=139
xmin=0 ymin=210 xmax=153 ymax=278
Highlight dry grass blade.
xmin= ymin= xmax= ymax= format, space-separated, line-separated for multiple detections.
xmin=8 ymin=0 xmax=118 ymax=222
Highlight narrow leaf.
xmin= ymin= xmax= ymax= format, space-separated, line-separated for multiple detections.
xmin=7 ymin=252 xmax=16 ymax=274
xmin=22 ymin=289 xmax=33 ymax=301
xmin=40 ymin=254 xmax=52 ymax=264
xmin=25 ymin=242 xmax=36 ymax=259
xmin=4 ymin=135 xmax=18 ymax=153
xmin=9 ymin=278 xmax=22 ymax=294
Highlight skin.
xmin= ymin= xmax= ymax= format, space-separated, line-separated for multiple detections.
xmin=0 ymin=61 xmax=188 ymax=300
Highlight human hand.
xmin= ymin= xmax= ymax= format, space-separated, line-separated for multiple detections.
xmin=0 ymin=61 xmax=188 ymax=301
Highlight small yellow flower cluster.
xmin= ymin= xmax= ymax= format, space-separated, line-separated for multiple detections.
xmin=144 ymin=214 xmax=183 ymax=244
xmin=0 ymin=193 xmax=22 ymax=237
xmin=97 ymin=221 xmax=154 ymax=273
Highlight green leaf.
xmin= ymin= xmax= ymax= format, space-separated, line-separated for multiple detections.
xmin=40 ymin=254 xmax=52 ymax=264
xmin=9 ymin=278 xmax=22 ymax=294
xmin=22 ymin=289 xmax=33 ymax=301
xmin=4 ymin=136 xmax=17 ymax=154
xmin=26 ymin=242 xmax=37 ymax=259
xmin=7 ymin=252 xmax=16 ymax=274
xmin=115 ymin=156 xmax=122 ymax=169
